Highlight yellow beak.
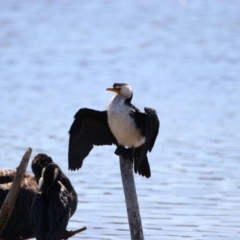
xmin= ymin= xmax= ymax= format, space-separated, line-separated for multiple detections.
xmin=106 ymin=87 xmax=121 ymax=94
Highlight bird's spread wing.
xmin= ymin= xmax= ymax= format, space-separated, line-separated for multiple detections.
xmin=68 ymin=108 xmax=117 ymax=170
xmin=133 ymin=107 xmax=160 ymax=178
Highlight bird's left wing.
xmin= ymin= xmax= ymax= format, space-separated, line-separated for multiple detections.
xmin=138 ymin=107 xmax=160 ymax=174
xmin=144 ymin=107 xmax=160 ymax=152
xmin=68 ymin=108 xmax=117 ymax=170
xmin=133 ymin=107 xmax=160 ymax=178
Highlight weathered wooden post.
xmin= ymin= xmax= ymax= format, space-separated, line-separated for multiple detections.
xmin=0 ymin=147 xmax=32 ymax=235
xmin=119 ymin=156 xmax=144 ymax=240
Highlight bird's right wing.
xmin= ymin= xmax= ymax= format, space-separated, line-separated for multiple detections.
xmin=68 ymin=108 xmax=117 ymax=170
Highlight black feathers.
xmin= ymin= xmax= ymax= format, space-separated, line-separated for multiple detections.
xmin=31 ymin=153 xmax=53 ymax=183
xmin=68 ymin=108 xmax=117 ymax=170
xmin=30 ymin=155 xmax=78 ymax=240
xmin=30 ymin=175 xmax=69 ymax=240
xmin=134 ymin=107 xmax=160 ymax=178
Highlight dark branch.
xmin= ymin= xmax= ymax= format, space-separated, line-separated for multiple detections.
xmin=63 ymin=226 xmax=87 ymax=239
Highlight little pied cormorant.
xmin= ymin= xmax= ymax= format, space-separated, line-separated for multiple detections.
xmin=68 ymin=83 xmax=159 ymax=178
xmin=30 ymin=154 xmax=78 ymax=240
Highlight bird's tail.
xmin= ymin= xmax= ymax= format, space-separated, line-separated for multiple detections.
xmin=134 ymin=152 xmax=151 ymax=178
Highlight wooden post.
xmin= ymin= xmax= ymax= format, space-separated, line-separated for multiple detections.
xmin=0 ymin=148 xmax=32 ymax=235
xmin=119 ymin=156 xmax=144 ymax=240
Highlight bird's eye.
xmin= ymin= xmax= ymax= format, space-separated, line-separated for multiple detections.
xmin=113 ymin=83 xmax=124 ymax=88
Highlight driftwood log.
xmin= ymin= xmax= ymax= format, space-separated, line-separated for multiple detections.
xmin=0 ymin=148 xmax=32 ymax=235
xmin=119 ymin=156 xmax=144 ymax=240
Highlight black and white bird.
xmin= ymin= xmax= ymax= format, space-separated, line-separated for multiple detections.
xmin=30 ymin=155 xmax=78 ymax=240
xmin=68 ymin=83 xmax=159 ymax=178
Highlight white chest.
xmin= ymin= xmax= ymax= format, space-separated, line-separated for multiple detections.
xmin=106 ymin=96 xmax=145 ymax=148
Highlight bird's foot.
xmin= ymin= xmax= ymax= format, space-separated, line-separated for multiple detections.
xmin=115 ymin=146 xmax=134 ymax=163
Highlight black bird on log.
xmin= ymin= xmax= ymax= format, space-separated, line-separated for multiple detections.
xmin=31 ymin=153 xmax=78 ymax=216
xmin=30 ymin=154 xmax=78 ymax=240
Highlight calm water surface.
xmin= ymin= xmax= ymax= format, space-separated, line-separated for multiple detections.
xmin=0 ymin=1 xmax=240 ymax=239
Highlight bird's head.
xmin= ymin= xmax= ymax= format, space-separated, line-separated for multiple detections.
xmin=31 ymin=154 xmax=53 ymax=183
xmin=39 ymin=163 xmax=60 ymax=190
xmin=106 ymin=83 xmax=133 ymax=100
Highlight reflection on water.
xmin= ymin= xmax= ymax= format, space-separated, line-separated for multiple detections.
xmin=0 ymin=0 xmax=240 ymax=239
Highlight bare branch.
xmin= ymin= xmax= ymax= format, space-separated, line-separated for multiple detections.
xmin=63 ymin=226 xmax=87 ymax=239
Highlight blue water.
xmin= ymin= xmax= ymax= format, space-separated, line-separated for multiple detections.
xmin=0 ymin=0 xmax=240 ymax=239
